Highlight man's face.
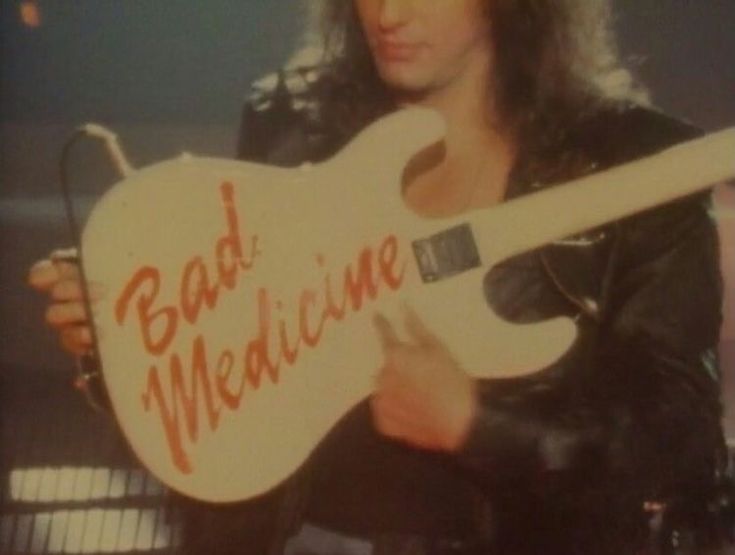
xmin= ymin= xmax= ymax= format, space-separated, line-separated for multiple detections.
xmin=354 ymin=0 xmax=491 ymax=98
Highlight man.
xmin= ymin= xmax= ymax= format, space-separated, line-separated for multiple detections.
xmin=29 ymin=1 xmax=726 ymax=553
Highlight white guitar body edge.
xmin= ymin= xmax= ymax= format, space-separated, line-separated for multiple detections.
xmin=82 ymin=108 xmax=735 ymax=502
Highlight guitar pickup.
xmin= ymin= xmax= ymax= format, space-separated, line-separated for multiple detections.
xmin=411 ymin=223 xmax=481 ymax=283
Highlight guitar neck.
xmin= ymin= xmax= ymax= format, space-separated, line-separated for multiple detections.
xmin=468 ymin=127 xmax=735 ymax=263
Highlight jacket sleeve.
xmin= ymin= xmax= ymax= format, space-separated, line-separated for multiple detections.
xmin=458 ymin=190 xmax=724 ymax=505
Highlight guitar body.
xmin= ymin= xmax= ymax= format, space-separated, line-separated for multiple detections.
xmin=82 ymin=109 xmax=735 ymax=502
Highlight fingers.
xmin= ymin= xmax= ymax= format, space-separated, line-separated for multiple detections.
xmin=50 ymin=279 xmax=104 ymax=302
xmin=28 ymin=258 xmax=80 ymax=291
xmin=373 ymin=365 xmax=420 ymax=417
xmin=60 ymin=325 xmax=94 ymax=355
xmin=373 ymin=312 xmax=401 ymax=354
xmin=28 ymin=249 xmax=101 ymax=357
xmin=28 ymin=259 xmax=61 ymax=291
xmin=47 ymin=301 xmax=96 ymax=356
xmin=370 ymin=388 xmax=432 ymax=446
xmin=50 ymin=279 xmax=84 ymax=302
xmin=403 ymin=304 xmax=440 ymax=350
xmin=374 ymin=306 xmax=437 ymax=350
xmin=45 ymin=302 xmax=89 ymax=327
xmin=50 ymin=247 xmax=79 ymax=262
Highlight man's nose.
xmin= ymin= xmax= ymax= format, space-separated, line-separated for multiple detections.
xmin=377 ymin=0 xmax=413 ymax=31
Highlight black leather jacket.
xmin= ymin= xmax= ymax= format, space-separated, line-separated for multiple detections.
xmin=179 ymin=68 xmax=725 ymax=555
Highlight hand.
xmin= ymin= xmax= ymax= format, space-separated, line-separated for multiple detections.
xmin=27 ymin=248 xmax=101 ymax=355
xmin=371 ymin=306 xmax=478 ymax=452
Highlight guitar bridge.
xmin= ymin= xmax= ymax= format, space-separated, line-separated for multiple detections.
xmin=412 ymin=223 xmax=481 ymax=283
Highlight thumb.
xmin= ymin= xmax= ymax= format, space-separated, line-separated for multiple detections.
xmin=403 ymin=305 xmax=441 ymax=350
xmin=373 ymin=312 xmax=401 ymax=355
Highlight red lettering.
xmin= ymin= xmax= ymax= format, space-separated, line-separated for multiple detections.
xmin=115 ymin=266 xmax=178 ymax=356
xmin=216 ymin=349 xmax=243 ymax=410
xmin=138 ymin=232 xmax=408 ymax=473
xmin=378 ymin=235 xmax=405 ymax=290
xmin=277 ymin=305 xmax=301 ymax=365
xmin=141 ymin=335 xmax=221 ymax=474
xmin=217 ymin=182 xmax=258 ymax=287
xmin=118 ymin=181 xmax=260 ymax=356
xmin=342 ymin=248 xmax=378 ymax=310
xmin=323 ymin=267 xmax=346 ymax=321
xmin=180 ymin=257 xmax=219 ymax=324
xmin=245 ymin=288 xmax=280 ymax=388
xmin=298 ymin=289 xmax=325 ymax=347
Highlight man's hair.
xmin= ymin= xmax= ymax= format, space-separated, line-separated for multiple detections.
xmin=305 ymin=0 xmax=646 ymax=149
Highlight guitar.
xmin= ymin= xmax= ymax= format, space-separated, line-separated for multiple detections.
xmin=81 ymin=108 xmax=735 ymax=502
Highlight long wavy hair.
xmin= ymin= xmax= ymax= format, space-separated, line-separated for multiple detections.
xmin=303 ymin=0 xmax=646 ymax=152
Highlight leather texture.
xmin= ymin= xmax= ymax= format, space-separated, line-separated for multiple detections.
xmin=177 ymin=65 xmax=725 ymax=555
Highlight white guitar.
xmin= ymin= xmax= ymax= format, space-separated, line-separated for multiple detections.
xmin=81 ymin=109 xmax=735 ymax=502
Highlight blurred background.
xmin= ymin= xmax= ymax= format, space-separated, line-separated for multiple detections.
xmin=1 ymin=1 xmax=734 ymax=553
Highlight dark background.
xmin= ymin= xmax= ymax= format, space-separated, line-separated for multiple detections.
xmin=0 ymin=2 xmax=734 ymax=552
xmin=2 ymin=0 xmax=733 ymax=373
